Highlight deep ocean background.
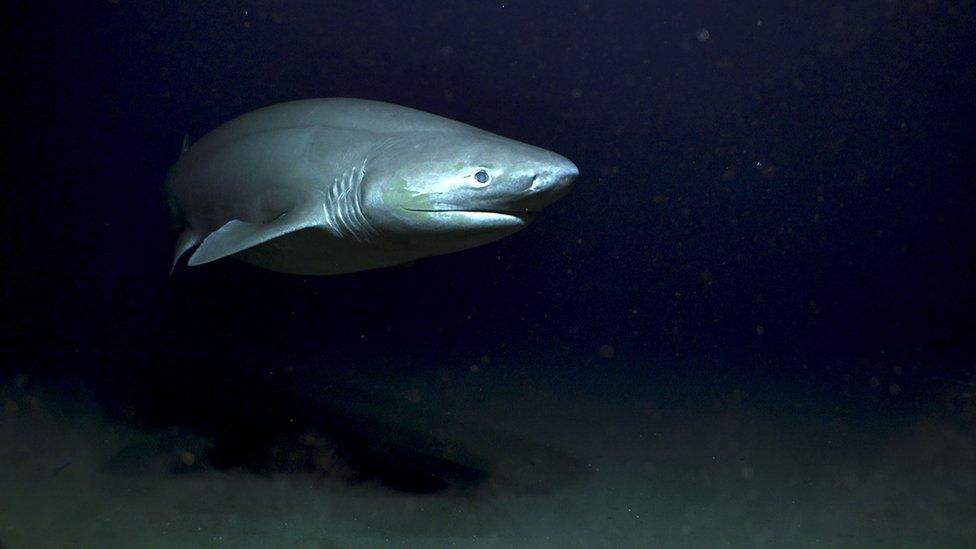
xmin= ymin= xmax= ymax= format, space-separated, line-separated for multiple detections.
xmin=2 ymin=1 xmax=975 ymax=546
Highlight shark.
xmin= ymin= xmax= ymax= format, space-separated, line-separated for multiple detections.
xmin=165 ymin=98 xmax=578 ymax=275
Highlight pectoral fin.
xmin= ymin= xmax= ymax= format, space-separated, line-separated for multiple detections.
xmin=170 ymin=228 xmax=201 ymax=275
xmin=187 ymin=211 xmax=315 ymax=267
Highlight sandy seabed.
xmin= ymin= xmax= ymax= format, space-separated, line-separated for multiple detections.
xmin=1 ymin=359 xmax=974 ymax=548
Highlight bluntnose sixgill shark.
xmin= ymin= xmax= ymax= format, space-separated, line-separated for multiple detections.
xmin=164 ymin=98 xmax=578 ymax=275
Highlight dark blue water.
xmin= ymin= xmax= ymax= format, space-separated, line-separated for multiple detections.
xmin=3 ymin=2 xmax=974 ymax=546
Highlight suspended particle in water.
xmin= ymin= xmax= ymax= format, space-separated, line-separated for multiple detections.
xmin=696 ymin=28 xmax=711 ymax=42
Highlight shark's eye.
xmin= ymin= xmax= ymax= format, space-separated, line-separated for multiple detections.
xmin=473 ymin=169 xmax=490 ymax=184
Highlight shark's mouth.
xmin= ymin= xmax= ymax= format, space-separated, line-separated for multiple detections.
xmin=404 ymin=208 xmax=535 ymax=224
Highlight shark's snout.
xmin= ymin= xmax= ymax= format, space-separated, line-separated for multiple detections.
xmin=548 ymin=158 xmax=579 ymax=195
xmin=514 ymin=157 xmax=578 ymax=212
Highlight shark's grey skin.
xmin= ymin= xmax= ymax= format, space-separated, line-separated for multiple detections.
xmin=165 ymin=98 xmax=578 ymax=275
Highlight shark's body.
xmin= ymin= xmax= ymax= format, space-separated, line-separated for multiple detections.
xmin=165 ymin=98 xmax=578 ymax=275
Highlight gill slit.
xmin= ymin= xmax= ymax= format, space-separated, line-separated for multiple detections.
xmin=322 ymin=157 xmax=376 ymax=241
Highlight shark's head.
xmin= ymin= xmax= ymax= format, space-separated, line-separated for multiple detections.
xmin=364 ymin=131 xmax=578 ymax=256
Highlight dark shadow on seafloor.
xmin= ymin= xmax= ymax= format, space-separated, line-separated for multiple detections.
xmin=103 ymin=354 xmax=589 ymax=497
